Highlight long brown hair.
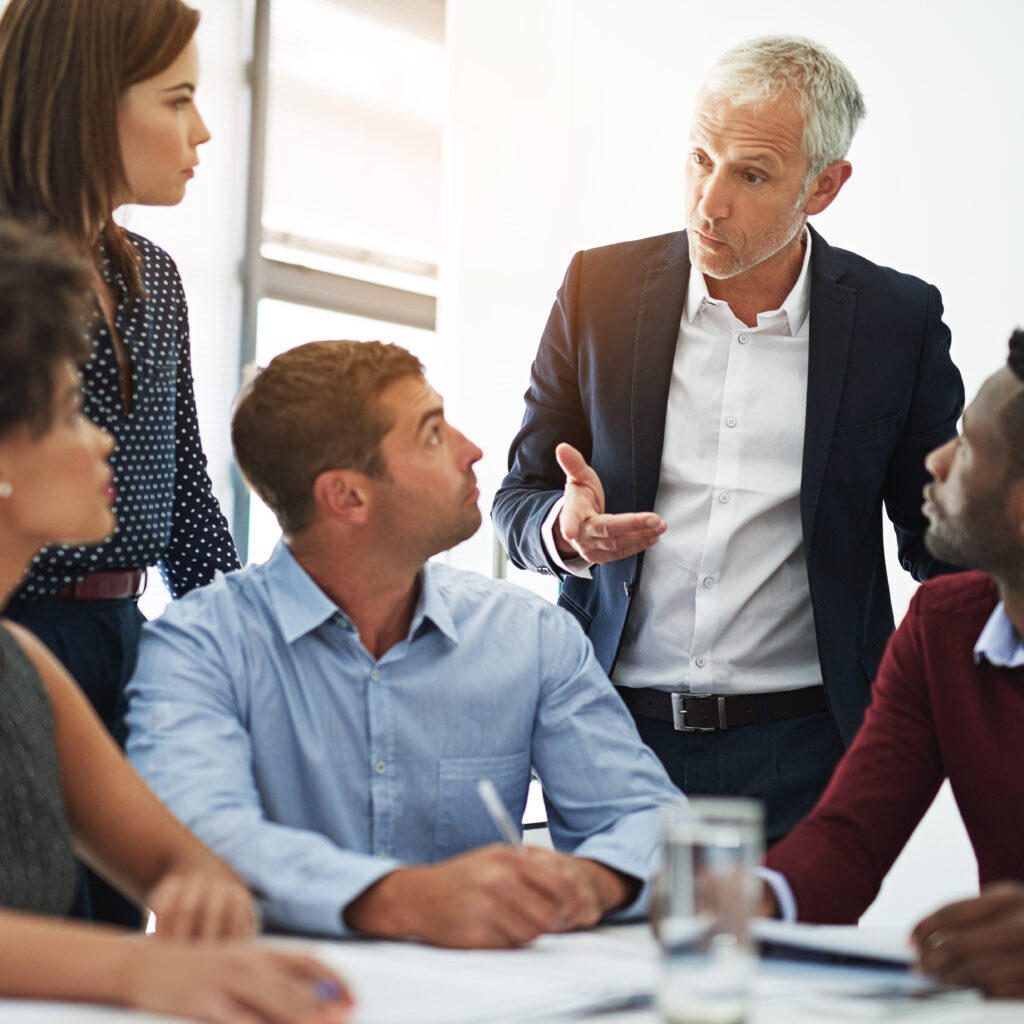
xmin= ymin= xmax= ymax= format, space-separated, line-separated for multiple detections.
xmin=0 ymin=0 xmax=200 ymax=295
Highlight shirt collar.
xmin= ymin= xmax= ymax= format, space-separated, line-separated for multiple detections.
xmin=684 ymin=227 xmax=813 ymax=335
xmin=265 ymin=542 xmax=459 ymax=646
xmin=412 ymin=562 xmax=459 ymax=644
xmin=265 ymin=542 xmax=339 ymax=644
xmin=973 ymin=601 xmax=1024 ymax=668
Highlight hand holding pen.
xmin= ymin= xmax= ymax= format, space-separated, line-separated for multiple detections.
xmin=342 ymin=779 xmax=636 ymax=948
xmin=475 ymin=778 xmax=638 ymax=935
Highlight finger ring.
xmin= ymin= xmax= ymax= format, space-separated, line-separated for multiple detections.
xmin=925 ymin=928 xmax=949 ymax=949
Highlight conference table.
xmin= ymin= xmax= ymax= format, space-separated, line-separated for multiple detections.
xmin=0 ymin=922 xmax=1021 ymax=1023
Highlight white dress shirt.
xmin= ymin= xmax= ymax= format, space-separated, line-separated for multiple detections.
xmin=545 ymin=232 xmax=822 ymax=695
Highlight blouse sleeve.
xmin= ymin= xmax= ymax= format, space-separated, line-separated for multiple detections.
xmin=159 ymin=275 xmax=241 ymax=596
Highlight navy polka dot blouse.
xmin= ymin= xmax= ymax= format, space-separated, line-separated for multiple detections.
xmin=21 ymin=231 xmax=240 ymax=597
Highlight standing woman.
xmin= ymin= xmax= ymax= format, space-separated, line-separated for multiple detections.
xmin=0 ymin=0 xmax=240 ymax=923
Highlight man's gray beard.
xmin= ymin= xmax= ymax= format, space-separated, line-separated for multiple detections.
xmin=687 ymin=219 xmax=807 ymax=282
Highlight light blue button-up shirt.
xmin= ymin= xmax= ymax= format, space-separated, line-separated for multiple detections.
xmin=125 ymin=542 xmax=677 ymax=936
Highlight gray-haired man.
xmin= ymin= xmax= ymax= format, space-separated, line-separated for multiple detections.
xmin=492 ymin=35 xmax=964 ymax=840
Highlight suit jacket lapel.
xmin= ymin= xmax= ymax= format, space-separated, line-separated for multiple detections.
xmin=631 ymin=231 xmax=690 ymax=513
xmin=801 ymin=225 xmax=857 ymax=555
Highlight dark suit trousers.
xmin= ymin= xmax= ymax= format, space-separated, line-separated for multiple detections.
xmin=633 ymin=706 xmax=844 ymax=845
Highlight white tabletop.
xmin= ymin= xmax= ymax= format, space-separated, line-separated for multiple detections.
xmin=0 ymin=925 xmax=1020 ymax=1024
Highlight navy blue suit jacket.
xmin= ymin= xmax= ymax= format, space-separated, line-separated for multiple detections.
xmin=492 ymin=226 xmax=964 ymax=744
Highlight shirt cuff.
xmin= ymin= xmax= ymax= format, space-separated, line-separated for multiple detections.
xmin=260 ymin=856 xmax=404 ymax=937
xmin=756 ymin=866 xmax=797 ymax=923
xmin=541 ymin=497 xmax=594 ymax=579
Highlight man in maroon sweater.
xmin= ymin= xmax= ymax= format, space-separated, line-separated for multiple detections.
xmin=763 ymin=331 xmax=1024 ymax=997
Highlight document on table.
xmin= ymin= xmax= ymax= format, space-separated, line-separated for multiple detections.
xmin=753 ymin=919 xmax=914 ymax=966
xmin=313 ymin=929 xmax=660 ymax=1024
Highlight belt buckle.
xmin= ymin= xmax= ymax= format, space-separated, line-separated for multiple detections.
xmin=670 ymin=693 xmax=727 ymax=732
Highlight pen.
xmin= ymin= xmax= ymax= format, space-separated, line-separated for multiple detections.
xmin=476 ymin=778 xmax=523 ymax=849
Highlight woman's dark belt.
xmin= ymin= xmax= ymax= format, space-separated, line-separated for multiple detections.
xmin=58 ymin=569 xmax=145 ymax=600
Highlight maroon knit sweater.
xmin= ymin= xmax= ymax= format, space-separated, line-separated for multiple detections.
xmin=765 ymin=571 xmax=1024 ymax=923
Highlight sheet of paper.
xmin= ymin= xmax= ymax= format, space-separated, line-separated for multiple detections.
xmin=312 ymin=929 xmax=660 ymax=1024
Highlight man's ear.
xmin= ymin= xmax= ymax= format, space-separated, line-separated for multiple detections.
xmin=802 ymin=160 xmax=853 ymax=217
xmin=312 ymin=468 xmax=371 ymax=526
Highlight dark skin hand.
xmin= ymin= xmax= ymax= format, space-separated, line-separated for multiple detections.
xmin=913 ymin=882 xmax=1024 ymax=997
xmin=757 ymin=883 xmax=781 ymax=920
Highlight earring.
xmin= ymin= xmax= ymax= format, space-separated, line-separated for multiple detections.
xmin=0 ymin=481 xmax=11 ymax=498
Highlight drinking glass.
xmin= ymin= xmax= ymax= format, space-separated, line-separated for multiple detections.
xmin=651 ymin=797 xmax=765 ymax=1024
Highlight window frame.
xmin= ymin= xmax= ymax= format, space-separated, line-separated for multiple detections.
xmin=236 ymin=0 xmax=438 ymax=561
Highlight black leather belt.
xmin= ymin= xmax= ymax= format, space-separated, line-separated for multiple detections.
xmin=615 ymin=685 xmax=827 ymax=732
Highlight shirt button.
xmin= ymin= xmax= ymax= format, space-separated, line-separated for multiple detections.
xmin=369 ymin=669 xmax=381 ymax=682
xmin=695 ymin=657 xmax=706 ymax=668
xmin=374 ymin=760 xmax=387 ymax=774
xmin=725 ymin=416 xmax=737 ymax=428
xmin=737 ymin=333 xmax=749 ymax=345
xmin=702 ymin=576 xmax=714 ymax=588
xmin=719 ymin=492 xmax=730 ymax=504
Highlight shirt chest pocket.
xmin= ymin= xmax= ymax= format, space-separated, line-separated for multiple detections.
xmin=432 ymin=749 xmax=531 ymax=862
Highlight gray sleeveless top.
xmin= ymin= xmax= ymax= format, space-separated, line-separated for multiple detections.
xmin=0 ymin=623 xmax=76 ymax=914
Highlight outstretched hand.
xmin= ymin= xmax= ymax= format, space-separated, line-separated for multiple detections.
xmin=553 ymin=443 xmax=666 ymax=565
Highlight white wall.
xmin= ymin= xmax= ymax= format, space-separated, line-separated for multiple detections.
xmin=441 ymin=0 xmax=1018 ymax=929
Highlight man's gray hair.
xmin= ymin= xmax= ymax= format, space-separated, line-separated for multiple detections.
xmin=700 ymin=35 xmax=866 ymax=181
